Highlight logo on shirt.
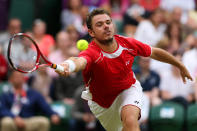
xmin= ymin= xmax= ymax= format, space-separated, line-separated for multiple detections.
xmin=134 ymin=101 xmax=139 ymax=104
xmin=126 ymin=60 xmax=130 ymax=66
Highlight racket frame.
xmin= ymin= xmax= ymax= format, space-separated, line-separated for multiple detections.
xmin=7 ymin=33 xmax=56 ymax=73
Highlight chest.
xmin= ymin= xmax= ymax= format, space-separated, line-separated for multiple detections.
xmin=93 ymin=50 xmax=135 ymax=75
xmin=7 ymin=93 xmax=37 ymax=108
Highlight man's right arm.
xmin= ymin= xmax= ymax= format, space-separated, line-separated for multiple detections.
xmin=56 ymin=57 xmax=87 ymax=77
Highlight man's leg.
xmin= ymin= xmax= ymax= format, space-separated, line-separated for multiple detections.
xmin=1 ymin=117 xmax=17 ymax=131
xmin=24 ymin=116 xmax=50 ymax=131
xmin=121 ymin=105 xmax=140 ymax=131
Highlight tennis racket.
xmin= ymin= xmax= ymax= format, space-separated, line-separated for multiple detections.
xmin=7 ymin=33 xmax=64 ymax=73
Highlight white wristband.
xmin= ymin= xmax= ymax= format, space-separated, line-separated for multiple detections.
xmin=63 ymin=60 xmax=76 ymax=73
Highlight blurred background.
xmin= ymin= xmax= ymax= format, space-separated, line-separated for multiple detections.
xmin=0 ymin=0 xmax=197 ymax=131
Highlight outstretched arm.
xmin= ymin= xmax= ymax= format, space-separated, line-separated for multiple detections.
xmin=150 ymin=47 xmax=193 ymax=83
xmin=56 ymin=57 xmax=87 ymax=77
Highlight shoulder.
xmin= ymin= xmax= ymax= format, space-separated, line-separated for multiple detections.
xmin=44 ymin=34 xmax=54 ymax=40
xmin=182 ymin=49 xmax=197 ymax=63
xmin=150 ymin=70 xmax=160 ymax=78
xmin=183 ymin=49 xmax=197 ymax=57
xmin=0 ymin=32 xmax=10 ymax=39
xmin=27 ymin=88 xmax=42 ymax=96
xmin=61 ymin=9 xmax=70 ymax=14
xmin=79 ymin=41 xmax=101 ymax=57
xmin=115 ymin=34 xmax=134 ymax=44
xmin=0 ymin=83 xmax=13 ymax=95
xmin=27 ymin=88 xmax=36 ymax=93
xmin=42 ymin=35 xmax=55 ymax=44
xmin=115 ymin=34 xmax=144 ymax=47
xmin=79 ymin=41 xmax=105 ymax=65
xmin=138 ymin=20 xmax=152 ymax=26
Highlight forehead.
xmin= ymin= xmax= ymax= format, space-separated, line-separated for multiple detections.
xmin=10 ymin=20 xmax=21 ymax=26
xmin=58 ymin=32 xmax=68 ymax=38
xmin=12 ymin=71 xmax=24 ymax=77
xmin=92 ymin=14 xmax=111 ymax=24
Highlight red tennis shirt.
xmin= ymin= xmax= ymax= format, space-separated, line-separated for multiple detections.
xmin=79 ymin=35 xmax=151 ymax=108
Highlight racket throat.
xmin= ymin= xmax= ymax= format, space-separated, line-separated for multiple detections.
xmin=51 ymin=64 xmax=64 ymax=72
xmin=51 ymin=64 xmax=57 ymax=69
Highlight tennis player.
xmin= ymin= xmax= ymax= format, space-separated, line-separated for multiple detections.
xmin=57 ymin=8 xmax=193 ymax=131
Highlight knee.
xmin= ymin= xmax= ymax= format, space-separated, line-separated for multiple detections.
xmin=37 ymin=117 xmax=50 ymax=128
xmin=1 ymin=117 xmax=15 ymax=127
xmin=123 ymin=116 xmax=138 ymax=128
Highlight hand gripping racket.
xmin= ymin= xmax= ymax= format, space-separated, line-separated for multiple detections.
xmin=7 ymin=33 xmax=64 ymax=73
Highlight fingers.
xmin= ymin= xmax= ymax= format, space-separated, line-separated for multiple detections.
xmin=184 ymin=69 xmax=193 ymax=81
xmin=55 ymin=63 xmax=70 ymax=77
xmin=178 ymin=64 xmax=194 ymax=83
xmin=181 ymin=70 xmax=193 ymax=84
xmin=188 ymin=73 xmax=193 ymax=81
xmin=187 ymin=75 xmax=193 ymax=81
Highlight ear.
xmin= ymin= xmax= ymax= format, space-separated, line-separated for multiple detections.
xmin=88 ymin=29 xmax=95 ymax=38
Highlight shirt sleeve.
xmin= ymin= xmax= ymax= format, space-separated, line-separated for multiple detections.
xmin=126 ymin=37 xmax=152 ymax=57
xmin=0 ymin=95 xmax=16 ymax=118
xmin=35 ymin=91 xmax=57 ymax=117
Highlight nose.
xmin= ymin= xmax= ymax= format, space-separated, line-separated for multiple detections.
xmin=103 ymin=23 xmax=109 ymax=29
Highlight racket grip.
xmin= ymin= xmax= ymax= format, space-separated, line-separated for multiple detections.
xmin=52 ymin=64 xmax=64 ymax=72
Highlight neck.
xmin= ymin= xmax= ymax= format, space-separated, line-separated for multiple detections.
xmin=141 ymin=68 xmax=149 ymax=74
xmin=14 ymin=86 xmax=23 ymax=92
xmin=34 ymin=34 xmax=44 ymax=40
xmin=72 ymin=8 xmax=79 ymax=14
xmin=94 ymin=38 xmax=117 ymax=53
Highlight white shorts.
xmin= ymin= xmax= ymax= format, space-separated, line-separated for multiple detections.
xmin=82 ymin=80 xmax=143 ymax=131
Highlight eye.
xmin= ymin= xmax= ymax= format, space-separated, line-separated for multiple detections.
xmin=106 ymin=20 xmax=111 ymax=25
xmin=96 ymin=22 xmax=103 ymax=27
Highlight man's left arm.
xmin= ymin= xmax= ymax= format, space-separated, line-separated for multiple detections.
xmin=150 ymin=47 xmax=193 ymax=83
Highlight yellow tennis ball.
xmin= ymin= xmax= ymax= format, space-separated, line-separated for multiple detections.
xmin=76 ymin=39 xmax=88 ymax=51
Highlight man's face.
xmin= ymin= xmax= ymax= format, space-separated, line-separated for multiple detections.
xmin=10 ymin=71 xmax=25 ymax=88
xmin=33 ymin=22 xmax=46 ymax=36
xmin=57 ymin=32 xmax=71 ymax=49
xmin=152 ymin=11 xmax=163 ymax=25
xmin=89 ymin=14 xmax=115 ymax=44
xmin=139 ymin=57 xmax=150 ymax=70
xmin=9 ymin=19 xmax=21 ymax=35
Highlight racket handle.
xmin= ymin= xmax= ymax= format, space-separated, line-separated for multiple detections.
xmin=51 ymin=64 xmax=64 ymax=72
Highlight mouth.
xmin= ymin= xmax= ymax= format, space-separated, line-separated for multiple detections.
xmin=104 ymin=31 xmax=111 ymax=36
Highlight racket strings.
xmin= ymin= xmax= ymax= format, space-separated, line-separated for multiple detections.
xmin=9 ymin=35 xmax=38 ymax=72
